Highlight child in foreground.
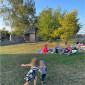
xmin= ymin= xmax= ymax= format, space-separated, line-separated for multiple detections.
xmin=21 ymin=58 xmax=46 ymax=85
xmin=21 ymin=58 xmax=39 ymax=85
xmin=39 ymin=60 xmax=47 ymax=84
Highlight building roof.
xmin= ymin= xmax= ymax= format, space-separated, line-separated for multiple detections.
xmin=24 ymin=25 xmax=36 ymax=34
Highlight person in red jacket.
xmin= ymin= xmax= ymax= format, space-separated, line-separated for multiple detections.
xmin=42 ymin=45 xmax=48 ymax=53
xmin=67 ymin=47 xmax=72 ymax=55
xmin=77 ymin=43 xmax=81 ymax=48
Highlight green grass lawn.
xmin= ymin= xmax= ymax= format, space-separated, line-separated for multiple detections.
xmin=0 ymin=42 xmax=85 ymax=85
xmin=0 ymin=41 xmax=75 ymax=54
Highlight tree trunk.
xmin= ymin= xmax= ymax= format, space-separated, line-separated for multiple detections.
xmin=64 ymin=40 xmax=68 ymax=45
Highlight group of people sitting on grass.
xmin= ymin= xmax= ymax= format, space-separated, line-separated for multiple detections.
xmin=42 ymin=44 xmax=77 ymax=55
xmin=73 ymin=41 xmax=85 ymax=50
xmin=76 ymin=42 xmax=85 ymax=47
xmin=21 ymin=58 xmax=47 ymax=85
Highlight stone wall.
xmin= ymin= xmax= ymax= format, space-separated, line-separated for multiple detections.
xmin=10 ymin=35 xmax=24 ymax=43
xmin=29 ymin=33 xmax=35 ymax=41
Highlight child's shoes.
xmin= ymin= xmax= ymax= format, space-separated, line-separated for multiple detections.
xmin=41 ymin=81 xmax=44 ymax=84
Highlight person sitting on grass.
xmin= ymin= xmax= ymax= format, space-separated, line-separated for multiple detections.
xmin=54 ymin=45 xmax=58 ymax=53
xmin=39 ymin=60 xmax=47 ymax=84
xmin=42 ymin=44 xmax=48 ymax=53
xmin=60 ymin=47 xmax=67 ymax=55
xmin=67 ymin=46 xmax=72 ymax=55
xmin=77 ymin=43 xmax=81 ymax=48
xmin=54 ymin=44 xmax=62 ymax=53
xmin=61 ymin=46 xmax=72 ymax=55
xmin=83 ymin=42 xmax=85 ymax=47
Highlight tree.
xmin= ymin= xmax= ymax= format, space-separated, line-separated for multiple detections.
xmin=35 ymin=8 xmax=53 ymax=41
xmin=11 ymin=30 xmax=24 ymax=35
xmin=0 ymin=0 xmax=36 ymax=33
xmin=36 ymin=7 xmax=81 ymax=44
xmin=53 ymin=9 xmax=81 ymax=44
xmin=35 ymin=7 xmax=65 ymax=42
xmin=0 ymin=27 xmax=10 ymax=40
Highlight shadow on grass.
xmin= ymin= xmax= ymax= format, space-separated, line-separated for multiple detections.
xmin=1 ymin=52 xmax=85 ymax=85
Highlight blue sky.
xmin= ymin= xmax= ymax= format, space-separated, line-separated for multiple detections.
xmin=0 ymin=0 xmax=85 ymax=34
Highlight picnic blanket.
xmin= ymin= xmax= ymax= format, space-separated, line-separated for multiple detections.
xmin=35 ymin=49 xmax=77 ymax=54
xmin=35 ymin=49 xmax=53 ymax=53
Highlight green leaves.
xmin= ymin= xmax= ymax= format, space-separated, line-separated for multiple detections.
xmin=59 ymin=9 xmax=81 ymax=40
xmin=35 ymin=7 xmax=81 ymax=42
xmin=0 ymin=0 xmax=36 ymax=33
xmin=35 ymin=7 xmax=65 ymax=41
xmin=0 ymin=27 xmax=10 ymax=39
xmin=11 ymin=30 xmax=24 ymax=35
xmin=35 ymin=8 xmax=54 ymax=41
